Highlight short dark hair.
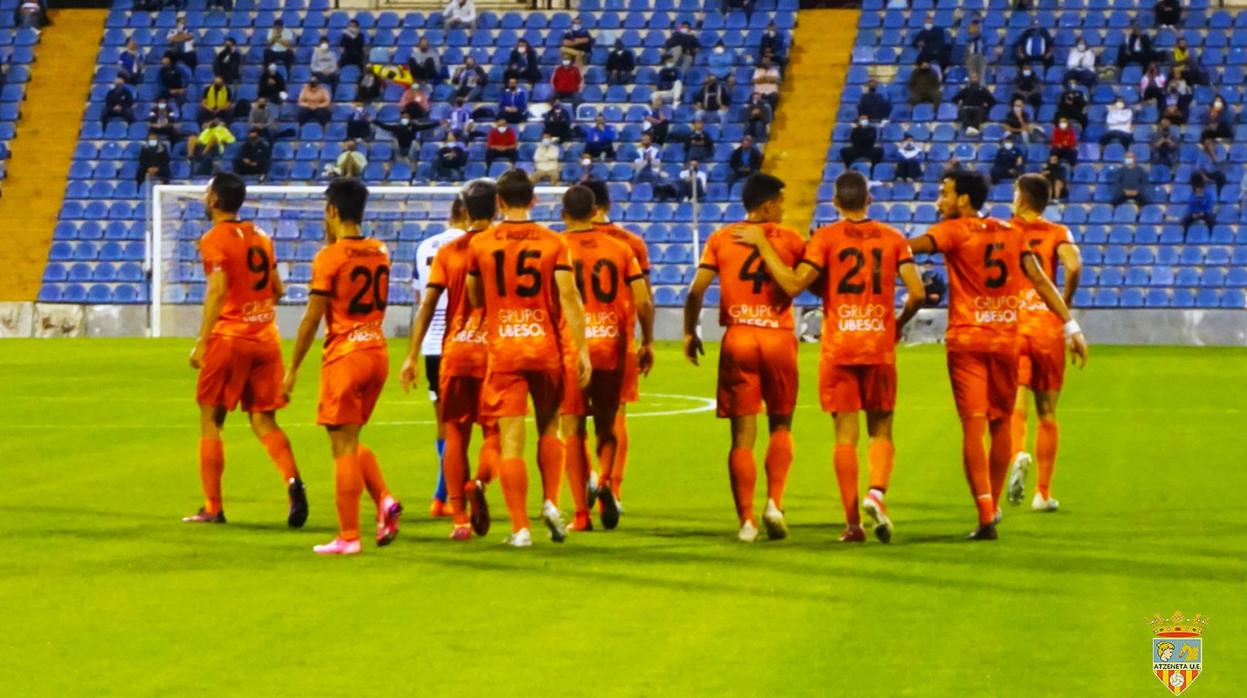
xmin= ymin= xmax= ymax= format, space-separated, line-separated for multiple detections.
xmin=449 ymin=195 xmax=465 ymax=224
xmin=1016 ymin=173 xmax=1050 ymax=212
xmin=325 ymin=177 xmax=368 ymax=224
xmin=741 ymin=173 xmax=785 ymax=212
xmin=460 ymin=178 xmax=497 ymax=221
xmin=497 ymin=169 xmax=535 ymax=208
xmin=209 ymin=173 xmax=246 ymax=214
xmin=583 ymin=179 xmax=611 ymax=209
xmin=943 ymin=170 xmax=989 ymax=210
xmin=562 ymin=185 xmax=596 ymax=221
xmin=834 ymin=171 xmax=869 ymax=211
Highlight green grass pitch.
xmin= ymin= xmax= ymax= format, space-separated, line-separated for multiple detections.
xmin=1 ymin=339 xmax=1244 ymax=696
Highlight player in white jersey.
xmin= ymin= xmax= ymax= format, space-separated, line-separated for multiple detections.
xmin=410 ymin=200 xmax=468 ymax=518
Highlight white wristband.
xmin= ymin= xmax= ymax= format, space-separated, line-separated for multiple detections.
xmin=1063 ymin=320 xmax=1082 ymax=339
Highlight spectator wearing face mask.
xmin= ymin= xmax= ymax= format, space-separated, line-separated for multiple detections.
xmin=644 ymin=96 xmax=671 ymax=144
xmin=857 ymin=79 xmax=892 ymax=123
xmin=990 ymin=138 xmax=1025 ymax=183
xmin=677 ymin=160 xmax=707 ymax=202
xmin=338 ymin=20 xmax=367 ymax=69
xmin=960 ymin=17 xmax=989 ymax=83
xmin=1044 ymin=154 xmax=1068 ymax=201
xmin=1004 ymin=99 xmax=1045 ymax=145
xmin=398 ymin=83 xmax=430 ymax=120
xmin=311 ymin=37 xmax=340 ymax=87
xmin=346 ymin=101 xmax=373 ymax=141
xmin=551 ymin=57 xmax=583 ymax=108
xmin=118 ymin=38 xmax=145 ymax=85
xmin=751 ymin=54 xmax=781 ymax=110
xmin=1050 ymin=118 xmax=1078 ymax=166
xmin=1111 ymin=153 xmax=1149 ymax=205
xmin=486 ymin=118 xmax=519 ymax=166
xmin=1161 ymin=78 xmax=1193 ymax=125
xmin=685 ymin=118 xmax=713 ymax=163
xmin=533 ymin=135 xmax=562 ymax=185
xmin=258 ymin=63 xmax=287 ymax=104
xmin=147 ymin=97 xmax=181 ymax=143
xmin=165 ymin=16 xmax=197 ymax=70
xmin=1055 ymin=81 xmax=1089 ymax=129
xmin=213 ymin=38 xmax=242 ymax=85
xmin=137 ymin=131 xmax=171 ymax=185
xmin=158 ymin=55 xmax=187 ymax=103
xmin=1064 ymin=36 xmax=1097 ymax=89
xmin=653 ymin=59 xmax=684 ymax=105
xmin=664 ymin=22 xmax=701 ymax=71
xmin=445 ymin=96 xmax=476 ymax=141
xmin=1014 ymin=17 xmax=1053 ymax=70
xmin=197 ymin=75 xmax=233 ymax=127
xmin=1153 ymin=117 xmax=1178 ymax=167
xmin=1012 ymin=65 xmax=1043 ymax=112
xmin=434 ymin=133 xmax=468 ymax=182
xmin=606 ymin=40 xmax=636 ymax=85
xmin=696 ymin=75 xmax=728 ymax=118
xmin=841 ymin=116 xmax=884 ymax=167
xmin=1099 ymin=99 xmax=1134 ymax=147
xmin=355 ymin=69 xmax=382 ymax=103
xmin=498 ymin=78 xmax=529 ymax=124
xmin=377 ymin=114 xmax=435 ymax=164
xmin=234 ymin=129 xmax=272 ymax=180
xmin=707 ymin=41 xmax=734 ymax=83
xmin=543 ymin=99 xmax=572 ymax=143
xmin=408 ymin=36 xmax=442 ymax=85
xmin=633 ymin=133 xmax=661 ymax=184
xmin=1200 ymin=95 xmax=1235 ymax=141
xmin=103 ymin=77 xmax=135 ymax=126
xmin=1139 ymin=63 xmax=1167 ymax=106
xmin=895 ymin=133 xmax=925 ymax=182
xmin=911 ymin=13 xmax=950 ymax=69
xmin=507 ymin=39 xmax=542 ymax=85
xmin=452 ymin=57 xmax=487 ymax=102
xmin=560 ymin=16 xmax=594 ymax=66
xmin=444 ymin=0 xmax=476 ymax=29
xmin=584 ymin=114 xmax=617 ymax=160
xmin=1183 ymin=174 xmax=1215 ymax=235
xmin=744 ymin=92 xmax=772 ymax=141
xmin=297 ymin=78 xmax=332 ymax=126
xmin=760 ymin=22 xmax=786 ymax=64
xmin=953 ymin=77 xmax=995 ymax=135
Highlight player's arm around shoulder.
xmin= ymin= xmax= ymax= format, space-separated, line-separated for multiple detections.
xmin=730 ymin=223 xmax=816 ymax=297
xmin=1021 ymin=252 xmax=1089 ymax=368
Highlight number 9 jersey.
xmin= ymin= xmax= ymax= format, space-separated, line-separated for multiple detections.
xmin=198 ymin=220 xmax=281 ymax=344
xmin=310 ymin=236 xmax=391 ymax=365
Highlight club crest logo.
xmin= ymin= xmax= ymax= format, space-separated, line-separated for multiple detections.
xmin=1149 ymin=611 xmax=1207 ymax=695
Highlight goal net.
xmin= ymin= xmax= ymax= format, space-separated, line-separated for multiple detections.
xmin=149 ymin=183 xmax=569 ymax=337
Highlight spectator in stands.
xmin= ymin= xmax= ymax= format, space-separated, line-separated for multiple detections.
xmin=543 ymin=98 xmax=572 ymax=143
xmin=346 ymin=101 xmax=373 ymax=141
xmin=1182 ymin=174 xmax=1215 ymax=234
xmin=434 ymin=132 xmax=468 ymax=182
xmin=990 ymin=138 xmax=1025 ymax=183
xmin=895 ymin=133 xmax=924 ymax=182
xmin=398 ymin=83 xmax=430 ymax=120
xmin=953 ymin=77 xmax=994 ymax=135
xmin=137 ymin=131 xmax=171 ymax=185
xmin=1005 ymin=99 xmax=1045 ymax=145
xmin=486 ymin=117 xmax=518 ymax=166
xmin=297 ymin=78 xmax=332 ymax=127
xmin=1012 ymin=65 xmax=1043 ymax=111
xmin=498 ymin=78 xmax=529 ymax=124
xmin=376 ymin=115 xmax=424 ymax=164
xmin=686 ymin=118 xmax=713 ymax=163
xmin=729 ymin=136 xmax=762 ymax=184
xmin=907 ymin=61 xmax=941 ymax=106
xmin=707 ymin=41 xmax=734 ymax=84
xmin=165 ymin=16 xmax=197 ymax=70
xmin=745 ymin=92 xmax=773 ymax=141
xmin=751 ymin=54 xmax=781 ymax=110
xmin=197 ymin=76 xmax=233 ymax=127
xmin=911 ymin=13 xmax=950 ymax=69
xmin=665 ymin=21 xmax=701 ymax=71
xmin=1117 ymin=24 xmax=1154 ymax=70
xmin=1201 ymin=95 xmax=1235 ymax=141
xmin=409 ymin=36 xmax=443 ymax=85
xmin=1050 ymin=117 xmax=1078 ymax=166
xmin=311 ymin=37 xmax=340 ymax=88
xmin=1014 ymin=17 xmax=1053 ymax=70
xmin=103 ymin=77 xmax=135 ymax=127
xmin=654 ymin=58 xmax=684 ymax=105
xmin=532 ymin=135 xmax=561 ymax=185
xmin=247 ymin=97 xmax=293 ymax=141
xmin=355 ymin=68 xmax=382 ymax=103
xmin=213 ymin=38 xmax=241 ymax=85
xmin=1160 ymin=78 xmax=1193 ymax=124
xmin=677 ymin=160 xmax=707 ymax=201
xmin=1171 ymin=38 xmax=1205 ymax=86
xmin=452 ymin=56 xmax=487 ymax=103
xmin=841 ymin=116 xmax=883 ymax=167
xmin=1196 ymin=136 xmax=1228 ymax=192
xmin=148 ymin=97 xmax=181 ymax=143
xmin=585 ymin=114 xmax=617 ymax=160
xmin=1139 ymin=63 xmax=1167 ymax=106
xmin=328 ymin=139 xmax=367 ymax=178
xmin=1055 ymin=80 xmax=1089 ymax=129
xmin=1154 ymin=0 xmax=1182 ymax=28
xmin=857 ymin=79 xmax=892 ymax=124
xmin=960 ymin=17 xmax=989 ymax=83
xmin=1110 ymin=152 xmax=1149 ymax=205
xmin=607 ymin=40 xmax=636 ymax=85
xmin=506 ymin=39 xmax=541 ymax=85
xmin=446 ymin=96 xmax=476 ymax=140
xmin=645 ymin=96 xmax=671 ymax=144
xmin=1043 ymin=153 xmax=1068 ymax=201
xmin=263 ymin=19 xmax=295 ymax=72
xmin=257 ymin=64 xmax=288 ymax=104
xmin=551 ymin=57 xmax=583 ymax=107
xmin=233 ymin=129 xmax=271 ymax=180
xmin=188 ymin=119 xmax=235 ymax=176
xmin=158 ymin=56 xmax=187 ymax=103
xmin=338 ymin=19 xmax=366 ymax=69
xmin=444 ymin=0 xmax=476 ymax=30
xmin=633 ymin=133 xmax=661 ymax=184
xmin=760 ymin=22 xmax=786 ymax=64
xmin=1064 ymin=36 xmax=1097 ymax=89
xmin=16 ymin=0 xmax=44 ymax=29
xmin=1153 ymin=116 xmax=1178 ymax=167
xmin=561 ymin=16 xmax=594 ymax=66
xmin=696 ymin=75 xmax=728 ymax=118
xmin=118 ymin=38 xmax=144 ymax=85
xmin=1100 ymin=98 xmax=1134 ymax=147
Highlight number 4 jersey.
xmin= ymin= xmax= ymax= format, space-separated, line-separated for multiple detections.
xmin=198 ymin=219 xmax=281 ymax=345
xmin=699 ymin=221 xmax=806 ymax=330
xmin=310 ymin=236 xmax=391 ymax=364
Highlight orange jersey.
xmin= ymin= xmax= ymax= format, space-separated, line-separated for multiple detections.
xmin=310 ymin=236 xmax=391 ymax=365
xmin=467 ymin=220 xmax=572 ymax=373
xmin=801 ymin=219 xmax=914 ymax=366
xmin=427 ymin=231 xmax=488 ymax=378
xmin=699 ymin=221 xmax=805 ymax=330
xmin=1011 ymin=216 xmax=1077 ymax=340
xmin=596 ymin=221 xmax=650 ymax=276
xmin=198 ymin=220 xmax=280 ymax=344
xmin=925 ymin=216 xmax=1028 ymax=354
xmin=566 ymin=229 xmax=644 ymax=371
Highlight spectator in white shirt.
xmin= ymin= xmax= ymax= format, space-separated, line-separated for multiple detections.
xmin=533 ymin=136 xmax=561 ymax=184
xmin=264 ymin=19 xmax=295 ymax=71
xmin=1099 ymin=98 xmax=1135 ymax=147
xmin=1064 ymin=36 xmax=1097 ymax=89
xmin=165 ymin=16 xmax=197 ymax=69
xmin=752 ymin=54 xmax=781 ymax=109
xmin=677 ymin=160 xmax=708 ymax=201
xmin=444 ymin=0 xmax=476 ymax=30
xmin=311 ymin=37 xmax=340 ymax=87
xmin=633 ymin=133 xmax=661 ymax=184
xmin=895 ymin=133 xmax=925 ymax=182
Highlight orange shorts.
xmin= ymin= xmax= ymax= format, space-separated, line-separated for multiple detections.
xmin=196 ymin=334 xmax=286 ymax=413
xmin=819 ymin=360 xmax=897 ymax=413
xmin=946 ymin=350 xmax=1018 ymax=421
xmin=317 ymin=349 xmax=389 ymax=426
xmin=438 ymin=374 xmax=486 ymax=425
xmin=620 ymin=349 xmax=640 ymax=404
xmin=561 ymin=368 xmax=625 ymax=417
xmin=480 ymin=369 xmax=563 ymax=418
xmin=716 ymin=326 xmax=799 ymax=418
xmin=1017 ymin=334 xmax=1066 ymax=392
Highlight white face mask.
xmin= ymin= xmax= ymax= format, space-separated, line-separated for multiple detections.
xmin=923 ymin=23 xmax=933 ymax=30
xmin=859 ymin=119 xmax=868 ymax=127
xmin=499 ymin=125 xmax=508 ymax=132
xmin=714 ymin=46 xmax=725 ymax=54
xmin=400 ymin=118 xmax=410 ymax=125
xmin=1023 ymin=69 xmax=1032 ymax=76
xmin=1116 ymin=102 xmax=1126 ymax=109
xmin=542 ymin=138 xmax=550 ymax=145
xmin=320 ymin=43 xmax=328 ymax=49
xmin=1125 ymin=158 xmax=1135 ymax=165
xmin=562 ymin=60 xmax=572 ymax=66
xmin=1059 ymin=121 xmax=1068 ymax=128
xmin=518 ymin=46 xmax=526 ymax=53
xmin=581 ymin=158 xmax=592 ymax=166
xmin=1215 ymin=100 xmax=1224 ymax=107
xmin=1078 ymin=42 xmax=1086 ymax=50
xmin=147 ymin=139 xmax=158 ymax=146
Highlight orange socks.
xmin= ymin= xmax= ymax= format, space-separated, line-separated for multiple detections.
xmin=477 ymin=424 xmax=500 ymax=484
xmin=764 ymin=429 xmax=793 ymax=509
xmin=727 ymin=447 xmax=757 ymax=524
xmin=564 ymin=434 xmax=590 ymax=515
xmin=1036 ymin=419 xmax=1058 ymax=499
xmin=612 ymin=410 xmax=629 ymax=498
xmin=960 ymin=416 xmax=994 ymax=525
xmin=444 ymin=424 xmax=471 ymax=524
xmin=833 ymin=444 xmax=860 ymax=525
xmin=498 ymin=457 xmax=530 ymax=532
xmin=199 ymin=437 xmax=224 ymax=514
xmin=334 ymin=451 xmax=363 ymax=541
xmin=537 ymin=435 xmax=563 ymax=505
xmin=259 ymin=429 xmax=299 ymax=483
xmin=988 ymin=418 xmax=1012 ymax=506
xmin=357 ymin=445 xmax=390 ymax=509
xmin=867 ymin=438 xmax=894 ymax=492
xmin=1011 ymin=409 xmax=1028 ymax=459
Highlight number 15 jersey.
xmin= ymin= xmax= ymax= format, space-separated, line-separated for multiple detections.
xmin=310 ymin=236 xmax=391 ymax=365
xmin=199 ymin=220 xmax=281 ymax=345
xmin=698 ymin=221 xmax=805 ymax=331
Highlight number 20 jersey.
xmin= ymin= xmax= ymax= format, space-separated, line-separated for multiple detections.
xmin=198 ymin=219 xmax=281 ymax=345
xmin=467 ymin=221 xmax=572 ymax=373
xmin=310 ymin=236 xmax=391 ymax=365
xmin=698 ymin=221 xmax=806 ymax=331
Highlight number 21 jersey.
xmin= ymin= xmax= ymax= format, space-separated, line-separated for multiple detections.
xmin=198 ymin=219 xmax=280 ymax=345
xmin=698 ymin=221 xmax=805 ymax=330
xmin=310 ymin=236 xmax=391 ymax=365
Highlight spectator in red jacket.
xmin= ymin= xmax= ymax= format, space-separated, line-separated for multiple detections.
xmin=1050 ymin=117 xmax=1078 ymax=166
xmin=486 ymin=117 xmax=518 ymax=167
xmin=551 ymin=58 xmax=583 ymax=109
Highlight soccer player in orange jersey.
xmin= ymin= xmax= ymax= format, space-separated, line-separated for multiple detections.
xmin=582 ymin=179 xmax=652 ymax=512
xmin=1005 ymin=174 xmax=1083 ymax=513
xmin=558 ymin=185 xmax=655 ymax=532
xmin=907 ymin=171 xmax=1088 ymax=540
xmin=284 ymin=178 xmax=402 ymax=555
xmin=684 ymin=174 xmax=805 ymax=542
xmin=733 ymin=172 xmax=925 ymax=543
xmin=400 ymin=180 xmax=502 ymax=541
xmin=184 ymin=173 xmax=307 ymax=528
xmin=465 ymin=170 xmax=591 ymax=547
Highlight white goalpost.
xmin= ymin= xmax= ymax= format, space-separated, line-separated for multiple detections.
xmin=149 ymin=183 xmax=570 ymax=338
